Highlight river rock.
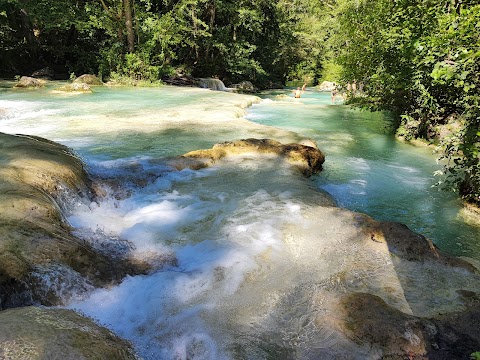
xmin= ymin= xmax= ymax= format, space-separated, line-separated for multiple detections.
xmin=0 ymin=306 xmax=138 ymax=359
xmin=231 ymin=81 xmax=256 ymax=93
xmin=73 ymin=74 xmax=104 ymax=85
xmin=14 ymin=76 xmax=46 ymax=88
xmin=171 ymin=138 xmax=325 ymax=176
xmin=0 ymin=133 xmax=150 ymax=309
xmin=340 ymin=292 xmax=480 ymax=359
xmin=31 ymin=67 xmax=54 ymax=80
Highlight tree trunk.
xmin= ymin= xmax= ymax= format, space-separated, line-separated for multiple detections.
xmin=123 ymin=0 xmax=135 ymax=52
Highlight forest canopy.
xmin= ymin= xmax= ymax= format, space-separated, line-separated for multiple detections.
xmin=0 ymin=0 xmax=330 ymax=85
xmin=0 ymin=0 xmax=479 ymax=203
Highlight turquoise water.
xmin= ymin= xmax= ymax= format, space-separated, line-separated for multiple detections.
xmin=2 ymin=83 xmax=480 ymax=358
xmin=1 ymin=83 xmax=478 ymax=257
xmin=246 ymin=89 xmax=480 ymax=258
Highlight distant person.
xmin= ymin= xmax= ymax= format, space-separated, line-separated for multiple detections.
xmin=294 ymin=87 xmax=302 ymax=98
xmin=331 ymin=87 xmax=338 ymax=104
xmin=301 ymin=83 xmax=307 ymax=91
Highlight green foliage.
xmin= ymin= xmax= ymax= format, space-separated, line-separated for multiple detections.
xmin=331 ymin=0 xmax=480 ymax=204
xmin=471 ymin=352 xmax=480 ymax=360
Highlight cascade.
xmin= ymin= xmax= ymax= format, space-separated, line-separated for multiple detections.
xmin=198 ymin=78 xmax=228 ymax=91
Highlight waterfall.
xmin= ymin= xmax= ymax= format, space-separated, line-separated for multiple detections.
xmin=198 ymin=78 xmax=228 ymax=91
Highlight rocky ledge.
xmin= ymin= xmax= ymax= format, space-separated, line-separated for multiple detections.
xmin=0 ymin=133 xmax=152 ymax=309
xmin=171 ymin=138 xmax=325 ymax=176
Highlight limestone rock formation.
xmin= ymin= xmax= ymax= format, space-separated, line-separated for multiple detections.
xmin=14 ymin=76 xmax=46 ymax=88
xmin=341 ymin=292 xmax=480 ymax=359
xmin=171 ymin=138 xmax=325 ymax=176
xmin=0 ymin=133 xmax=149 ymax=309
xmin=0 ymin=306 xmax=138 ymax=359
xmin=318 ymin=81 xmax=337 ymax=91
xmin=73 ymin=74 xmax=104 ymax=85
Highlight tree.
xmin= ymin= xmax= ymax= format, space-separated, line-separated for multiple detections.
xmin=330 ymin=0 xmax=480 ymax=204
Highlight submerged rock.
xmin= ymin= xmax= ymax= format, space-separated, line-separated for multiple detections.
xmin=0 ymin=306 xmax=138 ymax=359
xmin=171 ymin=138 xmax=325 ymax=176
xmin=52 ymin=82 xmax=93 ymax=93
xmin=14 ymin=76 xmax=46 ymax=88
xmin=0 ymin=133 xmax=150 ymax=309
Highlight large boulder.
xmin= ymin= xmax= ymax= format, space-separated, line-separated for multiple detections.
xmin=0 ymin=133 xmax=150 ymax=309
xmin=230 ymin=81 xmax=256 ymax=93
xmin=31 ymin=67 xmax=54 ymax=80
xmin=0 ymin=306 xmax=138 ymax=359
xmin=14 ymin=76 xmax=46 ymax=88
xmin=73 ymin=74 xmax=104 ymax=85
xmin=170 ymin=138 xmax=325 ymax=176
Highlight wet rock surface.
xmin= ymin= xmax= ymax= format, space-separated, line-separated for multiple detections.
xmin=172 ymin=138 xmax=325 ymax=176
xmin=341 ymin=292 xmax=480 ymax=359
xmin=0 ymin=306 xmax=138 ymax=360
xmin=1 ymin=132 xmax=480 ymax=359
xmin=0 ymin=133 xmax=150 ymax=309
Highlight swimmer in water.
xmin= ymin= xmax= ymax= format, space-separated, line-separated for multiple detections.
xmin=294 ymin=87 xmax=302 ymax=98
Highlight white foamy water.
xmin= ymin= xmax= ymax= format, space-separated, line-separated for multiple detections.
xmin=65 ymin=158 xmax=339 ymax=359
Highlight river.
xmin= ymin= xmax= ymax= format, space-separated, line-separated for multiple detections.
xmin=0 ymin=82 xmax=479 ymax=359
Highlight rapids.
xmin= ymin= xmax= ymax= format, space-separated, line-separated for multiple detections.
xmin=1 ymin=82 xmax=479 ymax=359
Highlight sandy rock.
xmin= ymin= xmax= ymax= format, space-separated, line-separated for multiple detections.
xmin=171 ymin=138 xmax=325 ymax=176
xmin=0 ymin=306 xmax=138 ymax=359
xmin=357 ymin=215 xmax=477 ymax=272
xmin=231 ymin=81 xmax=256 ymax=93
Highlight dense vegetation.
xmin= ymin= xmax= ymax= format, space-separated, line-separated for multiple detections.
xmin=329 ymin=0 xmax=480 ymax=205
xmin=0 ymin=0 xmax=329 ymax=85
xmin=0 ymin=0 xmax=478 ymax=203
